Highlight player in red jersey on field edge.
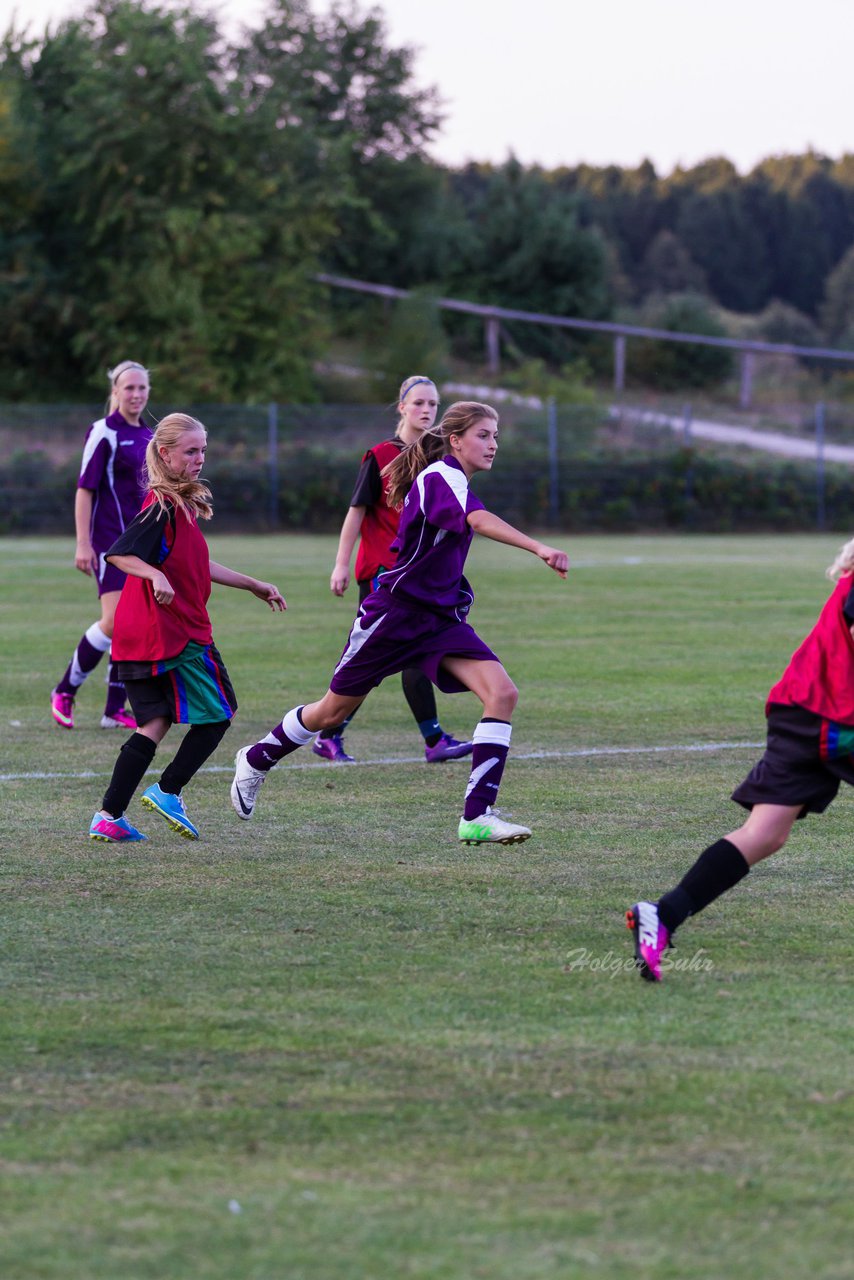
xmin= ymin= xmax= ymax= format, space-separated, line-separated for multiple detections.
xmin=629 ymin=536 xmax=854 ymax=979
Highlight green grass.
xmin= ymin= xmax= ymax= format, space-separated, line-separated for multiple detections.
xmin=1 ymin=534 xmax=852 ymax=1280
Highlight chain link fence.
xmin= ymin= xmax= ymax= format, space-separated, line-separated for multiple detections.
xmin=3 ymin=399 xmax=854 ymax=534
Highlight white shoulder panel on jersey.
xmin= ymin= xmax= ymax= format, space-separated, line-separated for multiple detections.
xmin=78 ymin=418 xmax=116 ymax=477
xmin=415 ymin=459 xmax=469 ymax=513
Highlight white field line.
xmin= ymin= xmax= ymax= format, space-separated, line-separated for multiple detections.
xmin=0 ymin=739 xmax=764 ymax=784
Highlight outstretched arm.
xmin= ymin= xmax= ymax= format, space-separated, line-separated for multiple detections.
xmin=209 ymin=561 xmax=287 ymax=611
xmin=330 ymin=505 xmax=367 ymax=596
xmin=467 ymin=509 xmax=568 ymax=578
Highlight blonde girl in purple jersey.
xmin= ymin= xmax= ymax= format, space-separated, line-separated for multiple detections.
xmin=231 ymin=402 xmax=569 ymax=845
xmin=50 ymin=361 xmax=152 ymax=731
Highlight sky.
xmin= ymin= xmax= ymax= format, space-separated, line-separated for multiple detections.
xmin=5 ymin=0 xmax=854 ymax=176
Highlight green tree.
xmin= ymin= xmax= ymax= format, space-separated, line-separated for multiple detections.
xmin=637 ymin=229 xmax=707 ymax=299
xmin=236 ymin=0 xmax=443 ymax=288
xmin=0 ymin=0 xmax=442 ymax=401
xmin=442 ymin=160 xmax=612 ymax=362
xmin=630 ymin=293 xmax=734 ymax=390
xmin=820 ymin=243 xmax=854 ymax=347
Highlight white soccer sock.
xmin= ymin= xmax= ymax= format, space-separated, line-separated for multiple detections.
xmin=472 ymin=719 xmax=512 ymax=748
xmin=69 ymin=622 xmax=112 ymax=686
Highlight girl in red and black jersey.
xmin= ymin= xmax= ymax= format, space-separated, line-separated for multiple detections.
xmin=317 ymin=374 xmax=472 ymax=764
xmin=628 ymin=537 xmax=854 ymax=981
xmin=88 ymin=414 xmax=286 ymax=843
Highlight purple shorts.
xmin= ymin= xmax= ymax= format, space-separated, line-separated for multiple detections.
xmin=329 ymin=595 xmax=500 ymax=697
xmin=97 ymin=551 xmax=126 ymax=597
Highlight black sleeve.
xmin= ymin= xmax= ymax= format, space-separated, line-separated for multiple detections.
xmin=843 ymin=584 xmax=854 ymax=624
xmin=349 ymin=451 xmax=383 ymax=508
xmin=105 ymin=503 xmax=173 ymax=567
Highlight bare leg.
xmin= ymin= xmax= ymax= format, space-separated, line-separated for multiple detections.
xmin=724 ymin=803 xmax=802 ymax=866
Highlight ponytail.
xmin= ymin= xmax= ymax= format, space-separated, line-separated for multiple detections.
xmin=383 ymin=401 xmax=498 ymax=509
xmin=384 ymin=425 xmax=447 ymax=510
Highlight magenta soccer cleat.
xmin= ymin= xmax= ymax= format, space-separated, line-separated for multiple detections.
xmin=51 ymin=689 xmax=75 ymax=729
xmin=626 ymin=901 xmax=671 ymax=982
xmin=101 ymin=709 xmax=137 ymax=729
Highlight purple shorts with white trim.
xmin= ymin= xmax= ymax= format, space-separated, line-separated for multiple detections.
xmin=97 ymin=553 xmax=127 ymax=597
xmin=329 ymin=595 xmax=499 ymax=697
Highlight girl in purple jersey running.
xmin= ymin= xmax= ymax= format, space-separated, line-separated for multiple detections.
xmin=314 ymin=373 xmax=472 ymax=765
xmin=231 ymin=401 xmax=569 ymax=845
xmin=50 ymin=361 xmax=153 ymax=731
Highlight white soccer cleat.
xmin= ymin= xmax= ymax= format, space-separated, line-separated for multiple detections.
xmin=458 ymin=806 xmax=532 ymax=846
xmin=230 ymin=746 xmax=268 ymax=820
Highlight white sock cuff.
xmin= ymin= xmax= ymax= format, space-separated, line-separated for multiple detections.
xmin=472 ymin=719 xmax=512 ymax=748
xmin=85 ymin=623 xmax=112 ymax=653
xmin=283 ymin=706 xmax=315 ymax=745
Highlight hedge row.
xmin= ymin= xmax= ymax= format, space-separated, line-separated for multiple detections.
xmin=1 ymin=444 xmax=846 ymax=535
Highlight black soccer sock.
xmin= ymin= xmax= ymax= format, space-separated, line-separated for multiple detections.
xmin=401 ymin=667 xmax=440 ymax=742
xmin=657 ymin=838 xmax=750 ymax=932
xmin=102 ymin=732 xmax=157 ymax=819
xmin=159 ymin=721 xmax=230 ymax=795
xmin=318 ymin=706 xmax=358 ymax=740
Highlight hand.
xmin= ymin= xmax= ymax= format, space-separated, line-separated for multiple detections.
xmin=538 ymin=545 xmax=569 ymax=579
xmin=151 ymin=571 xmax=175 ymax=605
xmin=251 ymin=581 xmax=287 ymax=611
xmin=75 ymin=542 xmax=97 ymax=576
xmin=330 ymin=564 xmax=350 ymax=597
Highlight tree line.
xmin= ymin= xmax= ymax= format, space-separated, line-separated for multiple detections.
xmin=3 ymin=0 xmax=854 ymax=403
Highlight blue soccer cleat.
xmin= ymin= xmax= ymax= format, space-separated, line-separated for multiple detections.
xmin=140 ymin=783 xmax=200 ymax=839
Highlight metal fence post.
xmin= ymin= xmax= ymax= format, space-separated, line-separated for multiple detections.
xmin=614 ymin=334 xmax=626 ymax=393
xmin=739 ymin=351 xmax=754 ymax=409
xmin=682 ymin=402 xmax=693 ymax=519
xmin=485 ymin=317 xmax=501 ymax=375
xmin=268 ymin=402 xmax=279 ymax=529
xmin=547 ymin=397 xmax=559 ymax=526
xmin=815 ymin=401 xmax=826 ymax=531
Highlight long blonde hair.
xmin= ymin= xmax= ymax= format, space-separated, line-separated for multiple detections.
xmin=384 ymin=401 xmax=498 ymax=510
xmin=826 ymin=537 xmax=854 ymax=580
xmin=144 ymin=414 xmax=213 ymax=521
xmin=107 ymin=360 xmax=149 ymax=413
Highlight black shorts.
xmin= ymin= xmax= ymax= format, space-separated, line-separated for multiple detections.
xmin=732 ymin=703 xmax=854 ymax=817
xmin=118 ymin=643 xmax=237 ymax=727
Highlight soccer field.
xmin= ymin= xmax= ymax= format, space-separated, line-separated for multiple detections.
xmin=1 ymin=534 xmax=851 ymax=1279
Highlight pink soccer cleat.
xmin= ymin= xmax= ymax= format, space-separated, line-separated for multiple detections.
xmin=89 ymin=813 xmax=148 ymax=842
xmin=101 ymin=709 xmax=137 ymax=729
xmin=50 ymin=688 xmax=75 ymax=729
xmin=626 ymin=901 xmax=671 ymax=982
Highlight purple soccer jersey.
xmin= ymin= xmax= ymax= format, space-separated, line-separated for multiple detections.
xmin=380 ymin=455 xmax=485 ymax=619
xmin=78 ymin=410 xmax=152 ymax=556
xmin=328 ymin=456 xmax=499 ymax=698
